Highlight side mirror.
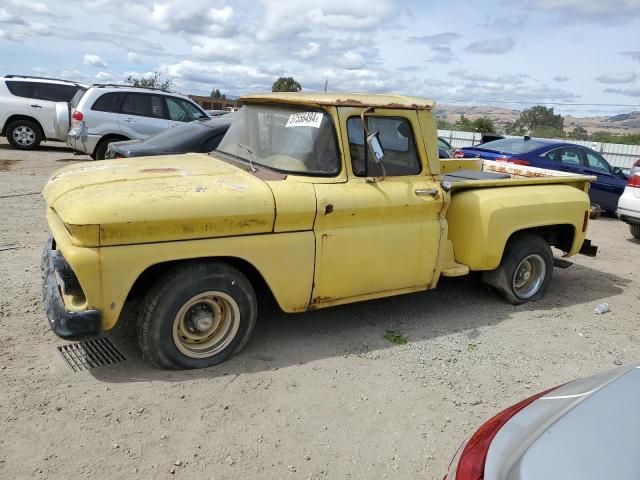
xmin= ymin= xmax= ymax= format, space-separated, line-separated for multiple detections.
xmin=366 ymin=132 xmax=385 ymax=162
xmin=612 ymin=166 xmax=623 ymax=176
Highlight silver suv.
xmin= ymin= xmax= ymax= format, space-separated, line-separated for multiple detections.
xmin=67 ymin=85 xmax=209 ymax=159
xmin=0 ymin=75 xmax=86 ymax=150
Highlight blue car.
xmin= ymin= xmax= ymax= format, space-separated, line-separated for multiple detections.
xmin=459 ymin=137 xmax=629 ymax=213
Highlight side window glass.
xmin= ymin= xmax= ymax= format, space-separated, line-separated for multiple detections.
xmin=347 ymin=116 xmax=421 ymax=176
xmin=34 ymin=84 xmax=78 ymax=102
xmin=544 ymin=150 xmax=559 ymax=162
xmin=166 ymin=97 xmax=194 ymax=122
xmin=121 ymin=94 xmax=164 ymax=118
xmin=6 ymin=81 xmax=35 ymax=98
xmin=92 ymin=92 xmax=123 ymax=112
xmin=559 ymin=148 xmax=581 ymax=166
xmin=583 ymin=150 xmax=610 ymax=172
xmin=180 ymin=99 xmax=206 ymax=120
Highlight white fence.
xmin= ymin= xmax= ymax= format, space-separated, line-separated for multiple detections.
xmin=437 ymin=129 xmax=640 ymax=171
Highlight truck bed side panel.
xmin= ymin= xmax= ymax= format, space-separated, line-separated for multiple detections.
xmin=447 ymin=184 xmax=589 ymax=270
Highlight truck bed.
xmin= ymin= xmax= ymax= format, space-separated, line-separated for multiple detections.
xmin=441 ymin=159 xmax=596 ymax=191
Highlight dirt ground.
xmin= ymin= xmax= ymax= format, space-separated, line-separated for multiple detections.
xmin=1 ymin=138 xmax=639 ymax=480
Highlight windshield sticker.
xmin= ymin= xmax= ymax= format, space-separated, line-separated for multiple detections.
xmin=286 ymin=112 xmax=323 ymax=128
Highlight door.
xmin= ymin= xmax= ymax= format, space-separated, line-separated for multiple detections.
xmin=580 ymin=148 xmax=625 ymax=211
xmin=29 ymin=83 xmax=79 ymax=138
xmin=118 ymin=93 xmax=169 ymax=139
xmin=311 ymin=108 xmax=444 ymax=305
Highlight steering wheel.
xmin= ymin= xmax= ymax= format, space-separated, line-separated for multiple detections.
xmin=314 ymin=148 xmax=338 ymax=173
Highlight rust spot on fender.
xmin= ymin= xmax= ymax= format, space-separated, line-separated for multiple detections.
xmin=312 ymin=296 xmax=335 ymax=303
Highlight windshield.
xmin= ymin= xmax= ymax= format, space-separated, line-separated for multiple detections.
xmin=475 ymin=138 xmax=548 ymax=154
xmin=216 ymin=105 xmax=340 ymax=175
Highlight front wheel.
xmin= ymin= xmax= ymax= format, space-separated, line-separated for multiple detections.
xmin=138 ymin=262 xmax=257 ymax=369
xmin=482 ymin=233 xmax=553 ymax=305
xmin=7 ymin=119 xmax=42 ymax=150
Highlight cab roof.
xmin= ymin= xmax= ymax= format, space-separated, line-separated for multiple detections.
xmin=240 ymin=92 xmax=435 ymax=110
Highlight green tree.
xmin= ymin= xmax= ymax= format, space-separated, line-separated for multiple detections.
xmin=504 ymin=121 xmax=526 ymax=136
xmin=591 ymin=132 xmax=640 ymax=145
xmin=519 ymin=105 xmax=564 ymax=134
xmin=472 ymin=117 xmax=496 ymax=133
xmin=211 ymin=88 xmax=226 ymax=99
xmin=570 ymin=126 xmax=589 ymax=140
xmin=125 ymin=72 xmax=172 ymax=91
xmin=454 ymin=114 xmax=474 ymax=131
xmin=272 ymin=77 xmax=302 ymax=92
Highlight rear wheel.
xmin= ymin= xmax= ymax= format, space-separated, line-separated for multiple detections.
xmin=631 ymin=224 xmax=640 ymax=239
xmin=94 ymin=138 xmax=118 ymax=160
xmin=7 ymin=119 xmax=42 ymax=150
xmin=482 ymin=233 xmax=553 ymax=305
xmin=137 ymin=262 xmax=257 ymax=369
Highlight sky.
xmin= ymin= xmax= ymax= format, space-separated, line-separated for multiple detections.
xmin=1 ymin=0 xmax=639 ymax=117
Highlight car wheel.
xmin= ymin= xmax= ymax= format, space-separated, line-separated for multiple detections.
xmin=7 ymin=120 xmax=42 ymax=150
xmin=94 ymin=139 xmax=117 ymax=160
xmin=482 ymin=233 xmax=553 ymax=305
xmin=137 ymin=261 xmax=257 ymax=369
xmin=631 ymin=224 xmax=640 ymax=239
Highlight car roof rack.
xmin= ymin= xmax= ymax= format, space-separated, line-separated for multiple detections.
xmin=4 ymin=74 xmax=83 ymax=86
xmin=91 ymin=83 xmax=168 ymax=92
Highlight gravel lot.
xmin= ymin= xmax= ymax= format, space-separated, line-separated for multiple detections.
xmin=1 ymin=139 xmax=639 ymax=480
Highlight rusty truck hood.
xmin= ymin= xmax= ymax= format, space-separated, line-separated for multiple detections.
xmin=43 ymin=153 xmax=276 ymax=246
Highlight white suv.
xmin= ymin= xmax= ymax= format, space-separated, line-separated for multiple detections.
xmin=67 ymin=85 xmax=210 ymax=159
xmin=0 ymin=75 xmax=86 ymax=150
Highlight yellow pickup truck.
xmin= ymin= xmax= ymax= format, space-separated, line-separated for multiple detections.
xmin=41 ymin=93 xmax=597 ymax=369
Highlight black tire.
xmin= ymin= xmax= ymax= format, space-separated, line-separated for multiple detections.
xmin=94 ymin=139 xmax=117 ymax=160
xmin=6 ymin=119 xmax=42 ymax=150
xmin=482 ymin=233 xmax=553 ymax=305
xmin=138 ymin=261 xmax=257 ymax=369
xmin=631 ymin=224 xmax=640 ymax=240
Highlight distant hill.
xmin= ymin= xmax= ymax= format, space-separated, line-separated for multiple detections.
xmin=435 ymin=105 xmax=640 ymax=134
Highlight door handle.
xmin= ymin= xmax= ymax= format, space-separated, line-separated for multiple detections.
xmin=123 ymin=118 xmax=136 ymax=123
xmin=30 ymin=104 xmax=42 ymax=109
xmin=415 ymin=188 xmax=439 ymax=197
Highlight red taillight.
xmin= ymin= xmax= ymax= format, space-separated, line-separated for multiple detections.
xmin=72 ymin=110 xmax=83 ymax=122
xmin=627 ymin=174 xmax=640 ymax=188
xmin=453 ymin=387 xmax=556 ymax=480
xmin=495 ymin=156 xmax=510 ymax=162
xmin=508 ymin=158 xmax=529 ymax=166
xmin=454 ymin=150 xmax=464 ymax=158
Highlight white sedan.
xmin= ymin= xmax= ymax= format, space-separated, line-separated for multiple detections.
xmin=617 ymin=172 xmax=640 ymax=239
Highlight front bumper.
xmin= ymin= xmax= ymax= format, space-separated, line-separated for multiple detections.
xmin=41 ymin=237 xmax=101 ymax=339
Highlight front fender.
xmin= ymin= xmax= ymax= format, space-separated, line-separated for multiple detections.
xmin=446 ymin=184 xmax=590 ymax=270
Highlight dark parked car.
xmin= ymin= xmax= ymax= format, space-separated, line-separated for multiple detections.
xmin=438 ymin=136 xmax=454 ymax=158
xmin=106 ymin=117 xmax=231 ymax=159
xmin=459 ymin=138 xmax=628 ymax=213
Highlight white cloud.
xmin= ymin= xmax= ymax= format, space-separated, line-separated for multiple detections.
xmin=296 ymin=42 xmax=321 ymax=60
xmin=83 ymin=54 xmax=107 ymax=68
xmin=127 ymin=51 xmax=142 ymax=64
xmin=465 ymin=38 xmax=514 ymax=55
xmin=338 ymin=51 xmax=366 ymax=70
xmin=95 ymin=71 xmax=111 ymax=80
xmin=604 ymin=87 xmax=640 ymax=98
xmin=7 ymin=0 xmax=52 ymax=14
xmin=596 ymin=72 xmax=638 ymax=84
xmin=192 ymin=37 xmax=252 ymax=61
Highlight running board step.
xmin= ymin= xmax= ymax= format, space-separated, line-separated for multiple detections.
xmin=553 ymin=257 xmax=573 ymax=269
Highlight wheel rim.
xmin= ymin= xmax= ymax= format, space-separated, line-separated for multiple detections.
xmin=172 ymin=291 xmax=240 ymax=359
xmin=12 ymin=125 xmax=36 ymax=146
xmin=512 ymin=254 xmax=546 ymax=299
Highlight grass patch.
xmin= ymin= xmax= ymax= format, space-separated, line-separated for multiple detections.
xmin=383 ymin=330 xmax=408 ymax=345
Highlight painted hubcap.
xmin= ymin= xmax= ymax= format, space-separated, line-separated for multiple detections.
xmin=172 ymin=291 xmax=240 ymax=359
xmin=13 ymin=126 xmax=36 ymax=146
xmin=512 ymin=254 xmax=546 ymax=299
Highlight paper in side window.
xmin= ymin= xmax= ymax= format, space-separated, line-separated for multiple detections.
xmin=285 ymin=112 xmax=323 ymax=128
